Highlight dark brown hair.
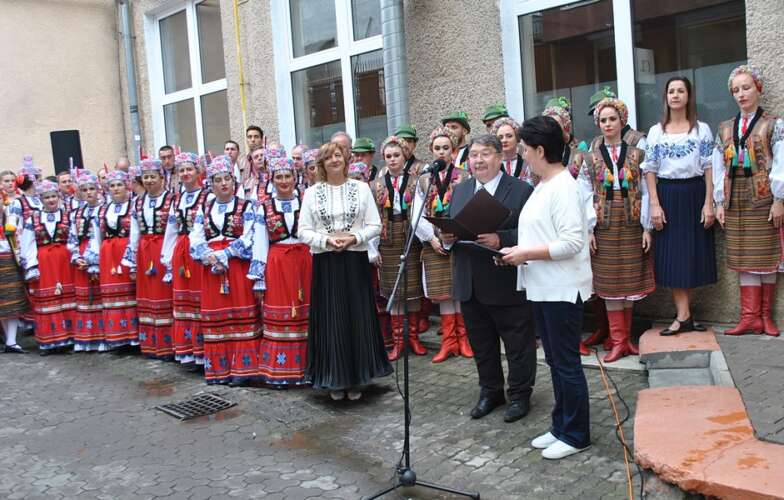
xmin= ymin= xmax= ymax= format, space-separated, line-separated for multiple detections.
xmin=661 ymin=76 xmax=697 ymax=132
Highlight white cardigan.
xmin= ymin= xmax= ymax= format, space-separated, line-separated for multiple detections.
xmin=516 ymin=169 xmax=593 ymax=303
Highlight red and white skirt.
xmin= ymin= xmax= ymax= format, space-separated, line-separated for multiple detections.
xmin=73 ymin=239 xmax=105 ymax=351
xmin=136 ymin=234 xmax=173 ymax=359
xmin=259 ymin=243 xmax=311 ymax=385
xmin=200 ymin=240 xmax=261 ymax=384
xmin=31 ymin=243 xmax=76 ymax=349
xmin=100 ymin=236 xmax=138 ymax=347
xmin=171 ymin=234 xmax=203 ymax=363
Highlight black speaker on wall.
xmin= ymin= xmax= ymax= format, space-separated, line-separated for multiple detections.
xmin=50 ymin=130 xmax=84 ymax=174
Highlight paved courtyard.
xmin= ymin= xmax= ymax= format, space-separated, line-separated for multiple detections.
xmin=0 ymin=332 xmax=647 ymax=499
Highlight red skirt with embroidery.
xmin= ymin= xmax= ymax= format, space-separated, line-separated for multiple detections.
xmin=73 ymin=239 xmax=105 ymax=350
xmin=201 ymin=240 xmax=261 ymax=384
xmin=259 ymin=243 xmax=311 ymax=385
xmin=100 ymin=236 xmax=138 ymax=347
xmin=31 ymin=243 xmax=76 ymax=349
xmin=171 ymin=234 xmax=203 ymax=362
xmin=136 ymin=234 xmax=173 ymax=359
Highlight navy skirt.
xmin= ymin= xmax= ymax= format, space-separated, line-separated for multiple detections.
xmin=653 ymin=177 xmax=716 ymax=288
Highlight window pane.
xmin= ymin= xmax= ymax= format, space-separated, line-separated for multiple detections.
xmin=290 ymin=0 xmax=337 ymax=57
xmin=352 ymin=0 xmax=381 ymax=40
xmin=518 ymin=0 xmax=616 ymax=141
xmin=159 ymin=10 xmax=192 ymax=94
xmin=196 ymin=0 xmax=226 ymax=83
xmin=201 ymin=90 xmax=230 ymax=155
xmin=164 ymin=99 xmax=198 ymax=153
xmin=292 ymin=61 xmax=345 ymax=146
xmin=352 ymin=50 xmax=387 ymax=161
xmin=633 ymin=0 xmax=746 ymax=133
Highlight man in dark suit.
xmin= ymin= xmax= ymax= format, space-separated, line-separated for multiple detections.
xmin=441 ymin=134 xmax=537 ymax=423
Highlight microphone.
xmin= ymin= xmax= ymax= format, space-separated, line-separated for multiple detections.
xmin=419 ymin=159 xmax=447 ymax=175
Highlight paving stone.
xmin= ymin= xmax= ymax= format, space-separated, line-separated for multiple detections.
xmin=647 ymin=367 xmax=713 ymax=387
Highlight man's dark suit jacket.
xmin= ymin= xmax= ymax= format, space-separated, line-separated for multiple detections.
xmin=449 ymin=173 xmax=534 ymax=306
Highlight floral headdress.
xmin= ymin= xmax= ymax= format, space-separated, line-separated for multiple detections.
xmin=728 ymin=64 xmax=764 ymax=94
xmin=593 ymin=97 xmax=629 ymax=127
xmin=428 ymin=126 xmax=459 ymax=149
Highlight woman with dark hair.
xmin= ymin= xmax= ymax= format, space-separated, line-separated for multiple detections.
xmin=299 ymin=141 xmax=392 ymax=401
xmin=501 ymin=115 xmax=593 ymax=460
xmin=643 ymin=76 xmax=716 ymax=335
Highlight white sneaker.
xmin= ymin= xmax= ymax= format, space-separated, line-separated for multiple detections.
xmin=541 ymin=439 xmax=590 ymax=460
xmin=329 ymin=390 xmax=345 ymax=401
xmin=347 ymin=390 xmax=362 ymax=401
xmin=531 ymin=431 xmax=558 ymax=449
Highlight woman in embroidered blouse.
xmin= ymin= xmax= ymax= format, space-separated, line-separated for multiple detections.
xmin=190 ymin=155 xmax=262 ymax=386
xmin=493 ymin=117 xmax=529 ymax=183
xmin=121 ymin=159 xmax=175 ymax=359
xmin=412 ymin=126 xmax=472 ymax=363
xmin=0 ymin=185 xmax=29 ymax=354
xmin=20 ymin=180 xmax=76 ymax=354
xmin=249 ymin=158 xmax=312 ymax=387
xmin=67 ymin=171 xmax=105 ymax=351
xmin=642 ymin=76 xmax=717 ymax=336
xmin=299 ymin=141 xmax=391 ymax=401
xmin=160 ymin=152 xmax=210 ymax=368
xmin=712 ymin=65 xmax=784 ymax=337
xmin=87 ymin=170 xmax=138 ymax=349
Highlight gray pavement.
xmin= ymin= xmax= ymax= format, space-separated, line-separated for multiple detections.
xmin=1 ymin=331 xmax=647 ymax=499
xmin=716 ymin=334 xmax=784 ymax=444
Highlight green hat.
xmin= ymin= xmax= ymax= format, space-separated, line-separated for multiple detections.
xmin=352 ymin=137 xmax=375 ymax=153
xmin=394 ymin=123 xmax=418 ymax=140
xmin=588 ymin=86 xmax=616 ymax=115
xmin=482 ymin=104 xmax=508 ymax=122
xmin=545 ymin=96 xmax=571 ymax=111
xmin=441 ymin=111 xmax=471 ymax=132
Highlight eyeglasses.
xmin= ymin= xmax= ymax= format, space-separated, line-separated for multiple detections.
xmin=467 ymin=151 xmax=498 ymax=161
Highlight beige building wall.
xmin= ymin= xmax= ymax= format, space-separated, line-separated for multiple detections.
xmin=0 ymin=0 xmax=126 ymax=176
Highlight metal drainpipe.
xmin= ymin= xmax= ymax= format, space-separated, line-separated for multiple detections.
xmin=118 ymin=0 xmax=142 ymax=163
xmin=380 ymin=0 xmax=409 ymax=132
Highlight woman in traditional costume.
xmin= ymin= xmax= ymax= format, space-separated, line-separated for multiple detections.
xmin=301 ymin=149 xmax=320 ymax=190
xmin=492 ymin=118 xmax=528 ymax=182
xmin=0 ymin=191 xmax=29 ymax=353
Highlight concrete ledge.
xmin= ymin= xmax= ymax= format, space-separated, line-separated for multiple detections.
xmin=635 ymin=386 xmax=784 ymax=500
xmin=639 ymin=328 xmax=720 ymax=369
xmin=648 ymin=368 xmax=713 ymax=388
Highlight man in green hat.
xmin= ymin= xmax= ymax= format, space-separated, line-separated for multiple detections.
xmin=393 ymin=124 xmax=425 ymax=177
xmin=441 ymin=111 xmax=471 ymax=168
xmin=482 ymin=104 xmax=509 ymax=132
xmin=351 ymin=137 xmax=379 ymax=181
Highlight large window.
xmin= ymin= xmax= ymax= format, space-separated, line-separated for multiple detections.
xmin=505 ymin=0 xmax=746 ymax=139
xmin=273 ymin=0 xmax=385 ymax=152
xmin=147 ymin=1 xmax=229 ymax=154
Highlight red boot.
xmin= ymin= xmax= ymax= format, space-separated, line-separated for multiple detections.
xmin=579 ymin=341 xmax=591 ymax=356
xmin=379 ymin=312 xmax=393 ymax=350
xmin=604 ymin=310 xmax=630 ymax=363
xmin=761 ymin=283 xmax=780 ymax=337
xmin=387 ymin=315 xmax=405 ymax=361
xmin=584 ymin=300 xmax=609 ymax=346
xmin=624 ymin=308 xmax=639 ymax=355
xmin=418 ymin=299 xmax=431 ymax=333
xmin=432 ymin=314 xmax=459 ymax=363
xmin=725 ymin=286 xmax=763 ymax=335
xmin=455 ymin=313 xmax=474 ymax=358
xmin=408 ymin=312 xmax=428 ymax=355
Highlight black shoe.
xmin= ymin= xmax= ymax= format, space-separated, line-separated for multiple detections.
xmin=39 ymin=349 xmax=52 ymax=356
xmin=503 ymin=399 xmax=530 ymax=423
xmin=660 ymin=317 xmax=695 ymax=336
xmin=4 ymin=344 xmax=28 ymax=354
xmin=470 ymin=393 xmax=505 ymax=419
xmin=228 ymin=380 xmax=249 ymax=387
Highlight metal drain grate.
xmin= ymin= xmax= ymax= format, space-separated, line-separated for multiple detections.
xmin=156 ymin=393 xmax=236 ymax=420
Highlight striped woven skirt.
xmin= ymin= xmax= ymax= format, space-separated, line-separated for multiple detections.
xmin=73 ymin=240 xmax=105 ymax=351
xmin=171 ymin=234 xmax=203 ymax=363
xmin=99 ymin=236 xmax=138 ymax=347
xmin=726 ymin=172 xmax=781 ymax=272
xmin=259 ymin=242 xmax=311 ymax=385
xmin=421 ymin=245 xmax=453 ymax=301
xmin=652 ymin=177 xmax=716 ymax=288
xmin=200 ymin=240 xmax=261 ymax=384
xmin=31 ymin=243 xmax=76 ymax=349
xmin=0 ymin=251 xmax=29 ymax=318
xmin=135 ymin=234 xmax=173 ymax=359
xmin=379 ymin=218 xmax=423 ymax=307
xmin=592 ymin=198 xmax=655 ymax=300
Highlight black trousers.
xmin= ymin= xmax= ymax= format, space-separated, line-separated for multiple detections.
xmin=461 ymin=293 xmax=537 ymax=401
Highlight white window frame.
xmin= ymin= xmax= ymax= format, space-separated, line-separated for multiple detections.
xmin=145 ymin=0 xmax=228 ymax=154
xmin=271 ymin=0 xmax=383 ymax=149
xmin=500 ymin=0 xmax=637 ymax=129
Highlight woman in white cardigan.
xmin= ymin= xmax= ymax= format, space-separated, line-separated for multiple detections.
xmin=501 ymin=115 xmax=593 ymax=460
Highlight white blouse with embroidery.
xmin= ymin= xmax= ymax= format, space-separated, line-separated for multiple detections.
xmin=641 ymin=121 xmax=714 ymax=179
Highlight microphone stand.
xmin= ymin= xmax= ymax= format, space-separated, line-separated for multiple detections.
xmin=365 ymin=166 xmax=480 ymax=500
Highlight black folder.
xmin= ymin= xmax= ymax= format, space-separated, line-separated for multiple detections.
xmin=425 ymin=188 xmax=511 ymax=241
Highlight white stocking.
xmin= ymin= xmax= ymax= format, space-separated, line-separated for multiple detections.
xmin=2 ymin=318 xmax=18 ymax=346
xmin=437 ymin=300 xmax=457 ymax=315
xmin=739 ymin=272 xmax=762 ymax=287
xmin=761 ymin=272 xmax=777 ymax=285
xmin=605 ymin=299 xmax=624 ymax=311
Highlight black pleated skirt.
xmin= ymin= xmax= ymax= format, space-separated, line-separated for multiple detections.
xmin=653 ymin=177 xmax=717 ymax=289
xmin=306 ymin=251 xmax=393 ymax=390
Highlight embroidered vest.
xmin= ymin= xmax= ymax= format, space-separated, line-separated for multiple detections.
xmin=372 ymin=172 xmax=418 ymax=240
xmin=717 ymin=111 xmax=778 ymax=209
xmin=73 ymin=204 xmax=101 ymax=242
xmin=567 ymin=146 xmax=587 ymax=179
xmin=204 ymin=198 xmax=251 ymax=240
xmin=99 ymin=203 xmax=132 ymax=239
xmin=19 ymin=195 xmax=38 ymax=222
xmin=255 ymin=171 xmax=272 ymax=202
xmin=417 ymin=164 xmax=467 ymax=218
xmin=174 ymin=190 xmax=208 ymax=235
xmin=135 ymin=192 xmax=173 ymax=235
xmin=586 ymin=137 xmax=645 ymax=229
xmin=33 ymin=209 xmax=70 ymax=246
xmin=622 ymin=128 xmax=646 ymax=149
xmin=263 ymin=195 xmax=301 ymax=243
